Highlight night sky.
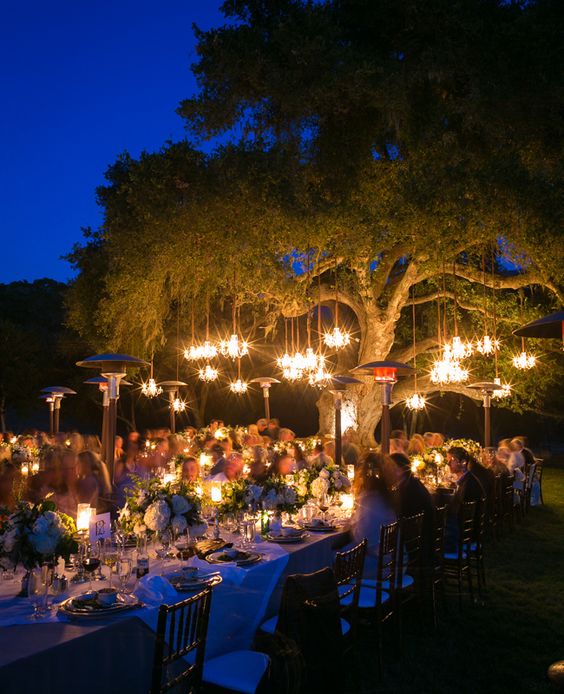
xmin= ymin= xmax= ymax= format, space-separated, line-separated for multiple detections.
xmin=0 ymin=0 xmax=223 ymax=283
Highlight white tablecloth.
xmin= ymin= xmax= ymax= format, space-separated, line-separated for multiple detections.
xmin=0 ymin=528 xmax=348 ymax=693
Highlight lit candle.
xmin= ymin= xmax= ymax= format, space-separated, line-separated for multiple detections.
xmin=31 ymin=461 xmax=40 ymax=474
xmin=76 ymin=504 xmax=93 ymax=533
xmin=163 ymin=473 xmax=175 ymax=485
xmin=210 ymin=482 xmax=223 ymax=503
xmin=21 ymin=464 xmax=29 ymax=477
xmin=195 ymin=485 xmax=203 ymax=498
xmin=347 ymin=465 xmax=355 ymax=481
xmin=341 ymin=493 xmax=354 ymax=512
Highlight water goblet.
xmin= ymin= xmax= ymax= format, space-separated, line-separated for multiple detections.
xmin=116 ymin=557 xmax=132 ymax=593
xmin=82 ymin=545 xmax=101 ymax=592
xmin=102 ymin=538 xmax=119 ymax=589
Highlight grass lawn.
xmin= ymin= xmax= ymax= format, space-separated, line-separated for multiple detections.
xmin=355 ymin=466 xmax=564 ymax=694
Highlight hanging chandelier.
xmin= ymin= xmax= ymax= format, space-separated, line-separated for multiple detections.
xmin=229 ymin=356 xmax=249 ymax=394
xmin=448 ymin=334 xmax=473 ymax=360
xmin=141 ymin=377 xmax=163 ymax=398
xmin=512 ymin=350 xmax=536 ymax=370
xmin=476 ymin=335 xmax=500 ymax=356
xmin=512 ymin=293 xmax=536 ymax=370
xmin=492 ymin=377 xmax=511 ymax=399
xmin=406 ymin=288 xmax=426 ymax=410
xmin=229 ymin=378 xmax=248 ymax=394
xmin=307 ymin=354 xmax=333 ymax=388
xmin=219 ymin=334 xmax=249 ymax=360
xmin=172 ymin=397 xmax=187 ymax=412
xmin=406 ymin=393 xmax=426 ymax=410
xmin=323 ymin=260 xmax=351 ymax=351
xmin=199 ymin=363 xmax=219 ymax=382
xmin=430 ymin=344 xmax=470 ymax=385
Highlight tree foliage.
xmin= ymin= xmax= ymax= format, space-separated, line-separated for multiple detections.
xmin=65 ymin=0 xmax=563 ymax=443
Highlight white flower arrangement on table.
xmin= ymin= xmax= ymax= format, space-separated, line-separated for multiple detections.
xmin=119 ymin=476 xmax=206 ymax=539
xmin=0 ymin=499 xmax=78 ymax=571
xmin=260 ymin=476 xmax=307 ymax=514
xmin=309 ymin=464 xmax=352 ymax=499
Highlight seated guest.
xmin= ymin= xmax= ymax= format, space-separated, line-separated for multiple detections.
xmin=349 ymin=452 xmax=396 ymax=579
xmin=323 ymin=439 xmax=336 ymax=464
xmin=342 ymin=430 xmax=361 ymax=469
xmin=223 ymin=452 xmax=244 ymax=481
xmin=391 ymin=429 xmax=408 ymax=442
xmin=249 ymin=446 xmax=269 ymax=483
xmin=256 ymin=418 xmax=269 ymax=437
xmin=486 ymin=447 xmax=510 ymax=479
xmin=114 ymin=435 xmax=124 ymax=461
xmin=207 ymin=444 xmax=228 ymax=481
xmin=77 ymin=450 xmax=112 ymax=511
xmin=390 ymin=438 xmax=408 ymax=455
xmin=408 ymin=436 xmax=426 ymax=457
xmin=267 ymin=418 xmax=280 ymax=440
xmin=310 ymin=443 xmax=333 ymax=469
xmin=279 ymin=427 xmax=296 ymax=443
xmin=389 ymin=452 xmax=435 ymax=562
xmin=291 ymin=442 xmax=308 ymax=470
xmin=444 ymin=446 xmax=485 ymax=552
xmin=52 ymin=448 xmax=79 ymax=518
xmin=270 ymin=452 xmax=295 ymax=477
xmin=0 ymin=462 xmax=18 ymax=510
xmin=243 ymin=424 xmax=263 ymax=446
xmin=180 ymin=456 xmax=200 ymax=483
xmin=467 ymin=453 xmax=496 ymax=524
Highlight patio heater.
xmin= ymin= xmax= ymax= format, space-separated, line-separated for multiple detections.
xmin=84 ymin=376 xmax=131 ymax=469
xmin=158 ymin=380 xmax=188 ymax=434
xmin=40 ymin=386 xmax=77 ymax=434
xmin=249 ymin=377 xmax=281 ymax=421
xmin=77 ymin=353 xmax=148 ymax=483
xmin=468 ymin=381 xmax=499 ymax=449
xmin=350 ymin=361 xmax=414 ymax=454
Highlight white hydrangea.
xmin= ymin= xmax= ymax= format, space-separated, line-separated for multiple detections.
xmin=143 ymin=500 xmax=171 ymax=533
xmin=171 ymin=495 xmax=191 ymax=515
xmin=171 ymin=514 xmax=188 ymax=534
xmin=262 ymin=489 xmax=282 ymax=510
xmin=244 ymin=485 xmax=263 ymax=505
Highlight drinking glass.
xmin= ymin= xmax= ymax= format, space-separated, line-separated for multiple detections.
xmin=102 ymin=539 xmax=119 ymax=589
xmin=116 ymin=557 xmax=132 ymax=593
xmin=28 ymin=566 xmax=52 ymax=619
xmin=241 ymin=519 xmax=256 ymax=548
xmin=82 ymin=545 xmax=101 ymax=592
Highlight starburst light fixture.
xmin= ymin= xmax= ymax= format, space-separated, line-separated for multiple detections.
xmin=406 ymin=393 xmax=426 ymax=411
xmin=172 ymin=397 xmax=186 ymax=412
xmin=430 ymin=344 xmax=469 ymax=384
xmin=512 ymin=350 xmax=536 ymax=370
xmin=449 ymin=335 xmax=474 ymax=360
xmin=230 ymin=378 xmax=248 ymax=394
xmin=307 ymin=358 xmax=333 ymax=388
xmin=199 ymin=363 xmax=219 ymax=382
xmin=141 ymin=378 xmax=163 ymax=398
xmin=492 ymin=377 xmax=511 ymax=399
xmin=219 ymin=334 xmax=249 ymax=360
xmin=323 ymin=326 xmax=351 ymax=350
xmin=476 ymin=334 xmax=500 ymax=356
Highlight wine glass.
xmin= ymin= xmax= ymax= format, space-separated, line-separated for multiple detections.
xmin=82 ymin=545 xmax=101 ymax=592
xmin=157 ymin=529 xmax=173 ymax=559
xmin=102 ymin=539 xmax=119 ymax=589
xmin=28 ymin=566 xmax=52 ymax=619
xmin=317 ymin=493 xmax=329 ymax=523
xmin=116 ymin=556 xmax=132 ymax=593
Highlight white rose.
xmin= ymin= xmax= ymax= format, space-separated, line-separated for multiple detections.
xmin=171 ymin=495 xmax=191 ymax=515
xmin=171 ymin=514 xmax=188 ymax=534
xmin=319 ymin=469 xmax=330 ymax=479
xmin=297 ymin=483 xmax=308 ymax=497
xmin=311 ymin=477 xmax=330 ymax=499
xmin=143 ymin=500 xmax=171 ymax=532
xmin=133 ymin=521 xmax=147 ymax=535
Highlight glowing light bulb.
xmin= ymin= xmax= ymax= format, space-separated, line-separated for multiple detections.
xmin=406 ymin=393 xmax=426 ymax=410
xmin=172 ymin=397 xmax=186 ymax=412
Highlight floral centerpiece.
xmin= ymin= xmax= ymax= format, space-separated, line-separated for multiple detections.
xmin=216 ymin=479 xmax=253 ymax=518
xmin=260 ymin=476 xmax=307 ymax=515
xmin=118 ymin=476 xmax=206 ymax=538
xmin=0 ymin=499 xmax=78 ymax=571
xmin=310 ymin=464 xmax=352 ymax=499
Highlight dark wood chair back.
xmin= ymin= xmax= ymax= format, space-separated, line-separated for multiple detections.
xmin=398 ymin=513 xmax=425 ymax=587
xmin=334 ymin=538 xmax=367 ymax=608
xmin=376 ymin=521 xmax=399 ymax=607
xmin=150 ymin=587 xmax=212 ymax=694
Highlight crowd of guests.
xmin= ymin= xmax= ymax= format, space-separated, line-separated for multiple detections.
xmin=0 ymin=423 xmax=538 ymax=573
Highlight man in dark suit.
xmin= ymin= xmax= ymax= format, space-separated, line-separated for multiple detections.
xmin=390 ymin=453 xmax=435 ymax=563
xmin=468 ymin=455 xmax=496 ymax=524
xmin=444 ymin=446 xmax=485 ymax=552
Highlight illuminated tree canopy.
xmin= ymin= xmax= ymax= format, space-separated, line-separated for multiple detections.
xmin=66 ymin=0 xmax=563 ymax=443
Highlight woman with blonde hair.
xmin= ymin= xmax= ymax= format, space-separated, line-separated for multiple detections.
xmin=77 ymin=449 xmax=112 ymax=511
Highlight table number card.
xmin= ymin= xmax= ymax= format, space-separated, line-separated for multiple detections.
xmin=89 ymin=512 xmax=112 ymax=543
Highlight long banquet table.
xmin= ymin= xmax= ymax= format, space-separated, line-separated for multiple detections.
xmin=0 ymin=528 xmax=348 ymax=694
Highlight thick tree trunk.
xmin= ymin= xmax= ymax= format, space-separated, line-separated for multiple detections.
xmin=317 ymin=310 xmax=397 ymax=448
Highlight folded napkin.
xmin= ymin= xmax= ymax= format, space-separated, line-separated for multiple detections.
xmin=188 ymin=555 xmax=246 ymax=587
xmin=135 ymin=574 xmax=178 ymax=606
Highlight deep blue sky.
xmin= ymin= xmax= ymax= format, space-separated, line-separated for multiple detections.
xmin=0 ymin=1 xmax=224 ymax=283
